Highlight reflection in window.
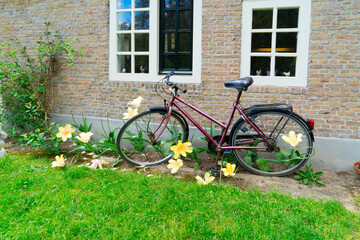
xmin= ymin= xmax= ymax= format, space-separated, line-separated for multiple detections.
xmin=118 ymin=34 xmax=131 ymax=52
xmin=118 ymin=0 xmax=131 ymax=9
xmin=117 ymin=12 xmax=131 ymax=30
xmin=135 ymin=11 xmax=149 ymax=30
xmin=135 ymin=0 xmax=149 ymax=8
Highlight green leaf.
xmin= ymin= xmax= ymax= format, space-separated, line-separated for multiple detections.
xmin=313 ymin=172 xmax=323 ymax=178
xmin=275 ymin=150 xmax=290 ymax=160
xmin=256 ymin=157 xmax=272 ymax=172
xmin=243 ymin=156 xmax=252 ymax=166
xmin=294 ymin=175 xmax=303 ymax=180
xmin=315 ymin=179 xmax=325 ymax=186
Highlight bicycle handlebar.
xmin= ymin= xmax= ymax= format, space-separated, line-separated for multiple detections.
xmin=164 ymin=71 xmax=187 ymax=94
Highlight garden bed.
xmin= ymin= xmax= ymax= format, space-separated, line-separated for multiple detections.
xmin=4 ymin=137 xmax=360 ymax=213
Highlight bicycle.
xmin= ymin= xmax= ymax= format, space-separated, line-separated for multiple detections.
xmin=116 ymin=72 xmax=315 ymax=176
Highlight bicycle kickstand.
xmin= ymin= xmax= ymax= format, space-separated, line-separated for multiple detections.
xmin=219 ymin=150 xmax=232 ymax=184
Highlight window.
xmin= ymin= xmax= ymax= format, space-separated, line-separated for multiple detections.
xmin=109 ymin=0 xmax=202 ymax=83
xmin=116 ymin=0 xmax=150 ymax=74
xmin=159 ymin=0 xmax=193 ymax=73
xmin=241 ymin=0 xmax=311 ymax=87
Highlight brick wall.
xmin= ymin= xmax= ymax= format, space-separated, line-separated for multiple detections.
xmin=0 ymin=0 xmax=359 ymax=139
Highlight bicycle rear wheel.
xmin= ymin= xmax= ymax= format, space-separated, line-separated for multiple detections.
xmin=117 ymin=110 xmax=188 ymax=166
xmin=230 ymin=110 xmax=313 ymax=176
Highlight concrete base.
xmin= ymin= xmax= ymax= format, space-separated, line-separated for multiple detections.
xmin=52 ymin=114 xmax=359 ymax=172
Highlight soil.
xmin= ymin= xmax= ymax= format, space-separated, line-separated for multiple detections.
xmin=4 ymin=138 xmax=360 ymax=213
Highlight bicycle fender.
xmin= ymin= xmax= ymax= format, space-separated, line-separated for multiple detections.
xmin=148 ymin=106 xmax=189 ymax=140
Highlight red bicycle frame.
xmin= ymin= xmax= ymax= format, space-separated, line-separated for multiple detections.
xmin=154 ymin=91 xmax=271 ymax=151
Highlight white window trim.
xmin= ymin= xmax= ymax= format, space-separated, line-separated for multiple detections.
xmin=109 ymin=0 xmax=202 ymax=83
xmin=241 ymin=0 xmax=311 ymax=87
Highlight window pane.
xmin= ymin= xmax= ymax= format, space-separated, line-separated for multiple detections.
xmin=251 ymin=33 xmax=272 ymax=52
xmin=178 ymin=55 xmax=191 ymax=70
xmin=135 ymin=11 xmax=149 ymax=30
xmin=117 ymin=12 xmax=131 ymax=30
xmin=164 ymin=33 xmax=176 ymax=52
xmin=252 ymin=10 xmax=273 ymax=29
xmin=277 ymin=9 xmax=299 ymax=28
xmin=117 ymin=0 xmax=131 ymax=9
xmin=118 ymin=55 xmax=131 ymax=73
xmin=135 ymin=0 xmax=149 ymax=8
xmin=135 ymin=55 xmax=149 ymax=73
xmin=117 ymin=34 xmax=131 ymax=52
xmin=135 ymin=33 xmax=149 ymax=52
xmin=164 ymin=11 xmax=176 ymax=30
xmin=178 ymin=10 xmax=191 ymax=29
xmin=165 ymin=0 xmax=176 ymax=8
xmin=179 ymin=0 xmax=191 ymax=7
xmin=164 ymin=55 xmax=176 ymax=69
xmin=251 ymin=57 xmax=271 ymax=76
xmin=276 ymin=32 xmax=297 ymax=53
xmin=275 ymin=57 xmax=296 ymax=77
xmin=178 ymin=32 xmax=191 ymax=52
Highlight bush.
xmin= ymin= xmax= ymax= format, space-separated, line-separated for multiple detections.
xmin=0 ymin=23 xmax=81 ymax=154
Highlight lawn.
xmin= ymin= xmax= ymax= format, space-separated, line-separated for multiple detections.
xmin=0 ymin=155 xmax=359 ymax=239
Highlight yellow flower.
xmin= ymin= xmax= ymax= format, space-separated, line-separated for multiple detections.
xmin=76 ymin=132 xmax=93 ymax=143
xmin=52 ymin=155 xmax=66 ymax=167
xmin=129 ymin=96 xmax=144 ymax=108
xmin=170 ymin=140 xmax=193 ymax=159
xmin=88 ymin=159 xmax=108 ymax=169
xmin=282 ymin=131 xmax=303 ymax=147
xmin=221 ymin=163 xmax=236 ymax=177
xmin=56 ymin=124 xmax=75 ymax=142
xmin=195 ymin=172 xmax=215 ymax=185
xmin=122 ymin=107 xmax=139 ymax=120
xmin=167 ymin=159 xmax=183 ymax=174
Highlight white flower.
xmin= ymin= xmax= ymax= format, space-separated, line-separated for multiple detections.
xmin=195 ymin=172 xmax=215 ymax=185
xmin=128 ymin=96 xmax=144 ymax=108
xmin=76 ymin=132 xmax=93 ymax=143
xmin=167 ymin=159 xmax=183 ymax=174
xmin=122 ymin=107 xmax=139 ymax=120
xmin=52 ymin=155 xmax=66 ymax=168
xmin=88 ymin=159 xmax=108 ymax=169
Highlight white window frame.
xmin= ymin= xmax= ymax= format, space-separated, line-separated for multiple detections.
xmin=241 ymin=0 xmax=311 ymax=87
xmin=109 ymin=0 xmax=202 ymax=83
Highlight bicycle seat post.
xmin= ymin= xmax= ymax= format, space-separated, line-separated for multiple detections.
xmin=236 ymin=90 xmax=243 ymax=103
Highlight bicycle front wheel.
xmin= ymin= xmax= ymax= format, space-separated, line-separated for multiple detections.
xmin=117 ymin=110 xmax=188 ymax=166
xmin=230 ymin=110 xmax=313 ymax=176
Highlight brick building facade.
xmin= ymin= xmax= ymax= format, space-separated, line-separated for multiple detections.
xmin=0 ymin=0 xmax=359 ymax=170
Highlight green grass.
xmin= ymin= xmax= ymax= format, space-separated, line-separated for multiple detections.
xmin=0 ymin=155 xmax=359 ymax=239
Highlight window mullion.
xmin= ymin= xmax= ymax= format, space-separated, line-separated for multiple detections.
xmin=270 ymin=7 xmax=277 ymax=77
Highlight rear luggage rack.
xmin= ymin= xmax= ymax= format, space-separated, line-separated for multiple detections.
xmin=244 ymin=103 xmax=293 ymax=113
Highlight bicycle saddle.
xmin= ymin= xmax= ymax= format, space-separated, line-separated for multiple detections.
xmin=224 ymin=77 xmax=254 ymax=90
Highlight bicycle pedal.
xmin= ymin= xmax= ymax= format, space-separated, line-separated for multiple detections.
xmin=210 ymin=166 xmax=220 ymax=176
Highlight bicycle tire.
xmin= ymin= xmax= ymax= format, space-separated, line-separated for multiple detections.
xmin=117 ymin=109 xmax=189 ymax=166
xmin=229 ymin=109 xmax=313 ymax=176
